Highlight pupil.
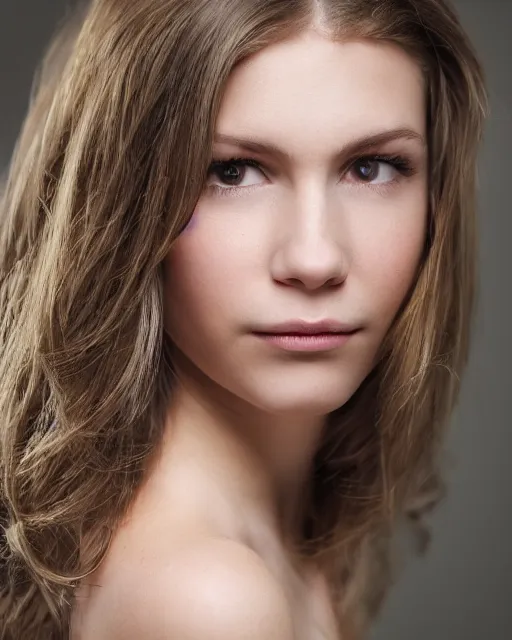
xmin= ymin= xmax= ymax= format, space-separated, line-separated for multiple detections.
xmin=358 ymin=160 xmax=377 ymax=181
xmin=222 ymin=163 xmax=242 ymax=184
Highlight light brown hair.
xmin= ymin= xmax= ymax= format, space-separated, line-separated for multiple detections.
xmin=0 ymin=0 xmax=488 ymax=637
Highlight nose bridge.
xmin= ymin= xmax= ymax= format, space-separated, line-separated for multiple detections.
xmin=294 ymin=188 xmax=330 ymax=245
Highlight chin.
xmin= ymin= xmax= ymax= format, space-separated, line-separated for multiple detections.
xmin=243 ymin=378 xmax=361 ymax=418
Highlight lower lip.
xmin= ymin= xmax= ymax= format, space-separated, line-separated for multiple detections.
xmin=254 ymin=332 xmax=356 ymax=352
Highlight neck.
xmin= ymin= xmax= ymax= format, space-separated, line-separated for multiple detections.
xmin=162 ymin=371 xmax=327 ymax=546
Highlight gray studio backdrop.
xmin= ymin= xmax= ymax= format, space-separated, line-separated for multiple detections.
xmin=1 ymin=1 xmax=510 ymax=639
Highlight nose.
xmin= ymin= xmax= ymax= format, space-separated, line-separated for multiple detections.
xmin=270 ymin=194 xmax=348 ymax=292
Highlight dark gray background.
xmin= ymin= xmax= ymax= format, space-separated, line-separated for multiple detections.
xmin=1 ymin=1 xmax=510 ymax=638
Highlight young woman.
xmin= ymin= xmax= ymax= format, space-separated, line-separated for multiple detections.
xmin=0 ymin=0 xmax=488 ymax=638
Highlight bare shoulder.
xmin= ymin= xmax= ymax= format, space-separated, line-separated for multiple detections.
xmin=74 ymin=537 xmax=294 ymax=640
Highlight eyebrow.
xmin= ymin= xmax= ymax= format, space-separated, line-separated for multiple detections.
xmin=213 ymin=127 xmax=426 ymax=162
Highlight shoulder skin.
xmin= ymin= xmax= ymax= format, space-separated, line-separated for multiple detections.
xmin=76 ymin=537 xmax=295 ymax=640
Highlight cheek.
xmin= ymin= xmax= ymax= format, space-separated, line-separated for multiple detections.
xmin=162 ymin=219 xmax=248 ymax=343
xmin=360 ymin=211 xmax=427 ymax=317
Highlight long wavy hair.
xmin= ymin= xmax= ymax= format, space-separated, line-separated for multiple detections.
xmin=0 ymin=0 xmax=488 ymax=637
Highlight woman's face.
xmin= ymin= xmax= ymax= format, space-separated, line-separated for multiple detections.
xmin=163 ymin=33 xmax=428 ymax=417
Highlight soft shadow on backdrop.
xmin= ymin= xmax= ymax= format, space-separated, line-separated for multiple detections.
xmin=0 ymin=2 xmax=510 ymax=638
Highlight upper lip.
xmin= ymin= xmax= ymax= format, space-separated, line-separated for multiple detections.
xmin=253 ymin=320 xmax=360 ymax=335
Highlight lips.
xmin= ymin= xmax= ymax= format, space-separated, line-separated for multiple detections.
xmin=253 ymin=319 xmax=360 ymax=336
xmin=252 ymin=321 xmax=359 ymax=353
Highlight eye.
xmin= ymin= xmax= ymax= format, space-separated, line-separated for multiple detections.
xmin=205 ymin=153 xmax=416 ymax=198
xmin=206 ymin=158 xmax=266 ymax=193
xmin=346 ymin=155 xmax=415 ymax=186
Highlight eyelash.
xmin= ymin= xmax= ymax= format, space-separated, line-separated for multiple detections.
xmin=206 ymin=154 xmax=416 ymax=198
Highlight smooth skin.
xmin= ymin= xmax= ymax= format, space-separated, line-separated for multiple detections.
xmin=75 ymin=538 xmax=295 ymax=639
xmin=72 ymin=29 xmax=428 ymax=640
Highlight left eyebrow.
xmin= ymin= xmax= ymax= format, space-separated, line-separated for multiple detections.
xmin=213 ymin=127 xmax=426 ymax=162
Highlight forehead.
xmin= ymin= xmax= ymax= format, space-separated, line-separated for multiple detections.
xmin=216 ymin=33 xmax=426 ymax=158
